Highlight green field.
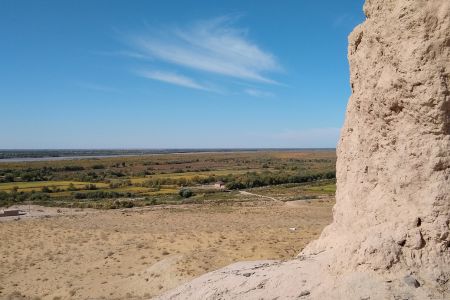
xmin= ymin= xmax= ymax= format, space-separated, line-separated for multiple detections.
xmin=0 ymin=181 xmax=109 ymax=192
xmin=303 ymin=183 xmax=336 ymax=194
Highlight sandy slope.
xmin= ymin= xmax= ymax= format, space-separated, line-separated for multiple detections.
xmin=0 ymin=199 xmax=333 ymax=299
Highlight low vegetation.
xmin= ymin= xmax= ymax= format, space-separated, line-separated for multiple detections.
xmin=0 ymin=150 xmax=336 ymax=208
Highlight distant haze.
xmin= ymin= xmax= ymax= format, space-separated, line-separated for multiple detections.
xmin=0 ymin=148 xmax=336 ymax=161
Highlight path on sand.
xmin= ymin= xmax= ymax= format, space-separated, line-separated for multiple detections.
xmin=239 ymin=191 xmax=281 ymax=202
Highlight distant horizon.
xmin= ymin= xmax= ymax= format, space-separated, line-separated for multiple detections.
xmin=0 ymin=147 xmax=336 ymax=162
xmin=0 ymin=147 xmax=336 ymax=150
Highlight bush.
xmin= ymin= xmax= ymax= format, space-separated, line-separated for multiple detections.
xmin=72 ymin=190 xmax=134 ymax=199
xmin=29 ymin=192 xmax=50 ymax=202
xmin=111 ymin=200 xmax=134 ymax=209
xmin=179 ymin=188 xmax=193 ymax=198
xmin=67 ymin=183 xmax=77 ymax=191
xmin=63 ymin=165 xmax=84 ymax=171
xmin=41 ymin=186 xmax=52 ymax=193
xmin=4 ymin=174 xmax=14 ymax=182
xmin=84 ymin=184 xmax=97 ymax=190
xmin=0 ymin=191 xmax=50 ymax=206
xmin=92 ymin=164 xmax=105 ymax=170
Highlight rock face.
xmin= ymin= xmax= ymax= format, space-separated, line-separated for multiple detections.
xmin=159 ymin=0 xmax=450 ymax=298
xmin=303 ymin=0 xmax=450 ymax=286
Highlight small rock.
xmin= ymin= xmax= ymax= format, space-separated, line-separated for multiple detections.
xmin=412 ymin=231 xmax=425 ymax=250
xmin=397 ymin=239 xmax=406 ymax=246
xmin=242 ymin=272 xmax=253 ymax=277
xmin=403 ymin=275 xmax=420 ymax=288
xmin=415 ymin=217 xmax=421 ymax=227
xmin=298 ymin=290 xmax=310 ymax=297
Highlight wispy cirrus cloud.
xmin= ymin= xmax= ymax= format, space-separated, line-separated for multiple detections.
xmin=94 ymin=50 xmax=151 ymax=60
xmin=125 ymin=16 xmax=282 ymax=91
xmin=137 ymin=70 xmax=212 ymax=91
xmin=244 ymin=88 xmax=274 ymax=98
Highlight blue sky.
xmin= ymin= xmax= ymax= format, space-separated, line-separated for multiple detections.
xmin=0 ymin=0 xmax=365 ymax=149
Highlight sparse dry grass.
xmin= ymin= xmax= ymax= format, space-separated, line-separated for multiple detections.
xmin=0 ymin=198 xmax=334 ymax=299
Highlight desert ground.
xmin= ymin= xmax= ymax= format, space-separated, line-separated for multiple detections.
xmin=0 ymin=197 xmax=333 ymax=299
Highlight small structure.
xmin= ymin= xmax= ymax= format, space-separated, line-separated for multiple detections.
xmin=214 ymin=181 xmax=226 ymax=189
xmin=0 ymin=209 xmax=23 ymax=217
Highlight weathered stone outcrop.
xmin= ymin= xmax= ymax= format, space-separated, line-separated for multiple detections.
xmin=303 ymin=0 xmax=450 ymax=287
xmin=159 ymin=0 xmax=450 ymax=298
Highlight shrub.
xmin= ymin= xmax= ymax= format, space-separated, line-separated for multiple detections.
xmin=111 ymin=200 xmax=134 ymax=209
xmin=4 ymin=174 xmax=14 ymax=182
xmin=92 ymin=164 xmax=105 ymax=170
xmin=63 ymin=165 xmax=84 ymax=171
xmin=41 ymin=186 xmax=52 ymax=193
xmin=67 ymin=183 xmax=77 ymax=191
xmin=72 ymin=190 xmax=134 ymax=199
xmin=178 ymin=188 xmax=193 ymax=198
xmin=84 ymin=184 xmax=97 ymax=190
xmin=29 ymin=192 xmax=50 ymax=202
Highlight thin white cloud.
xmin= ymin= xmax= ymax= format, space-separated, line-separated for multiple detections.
xmin=95 ymin=50 xmax=151 ymax=60
xmin=244 ymin=88 xmax=274 ymax=98
xmin=128 ymin=16 xmax=282 ymax=84
xmin=137 ymin=70 xmax=211 ymax=91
